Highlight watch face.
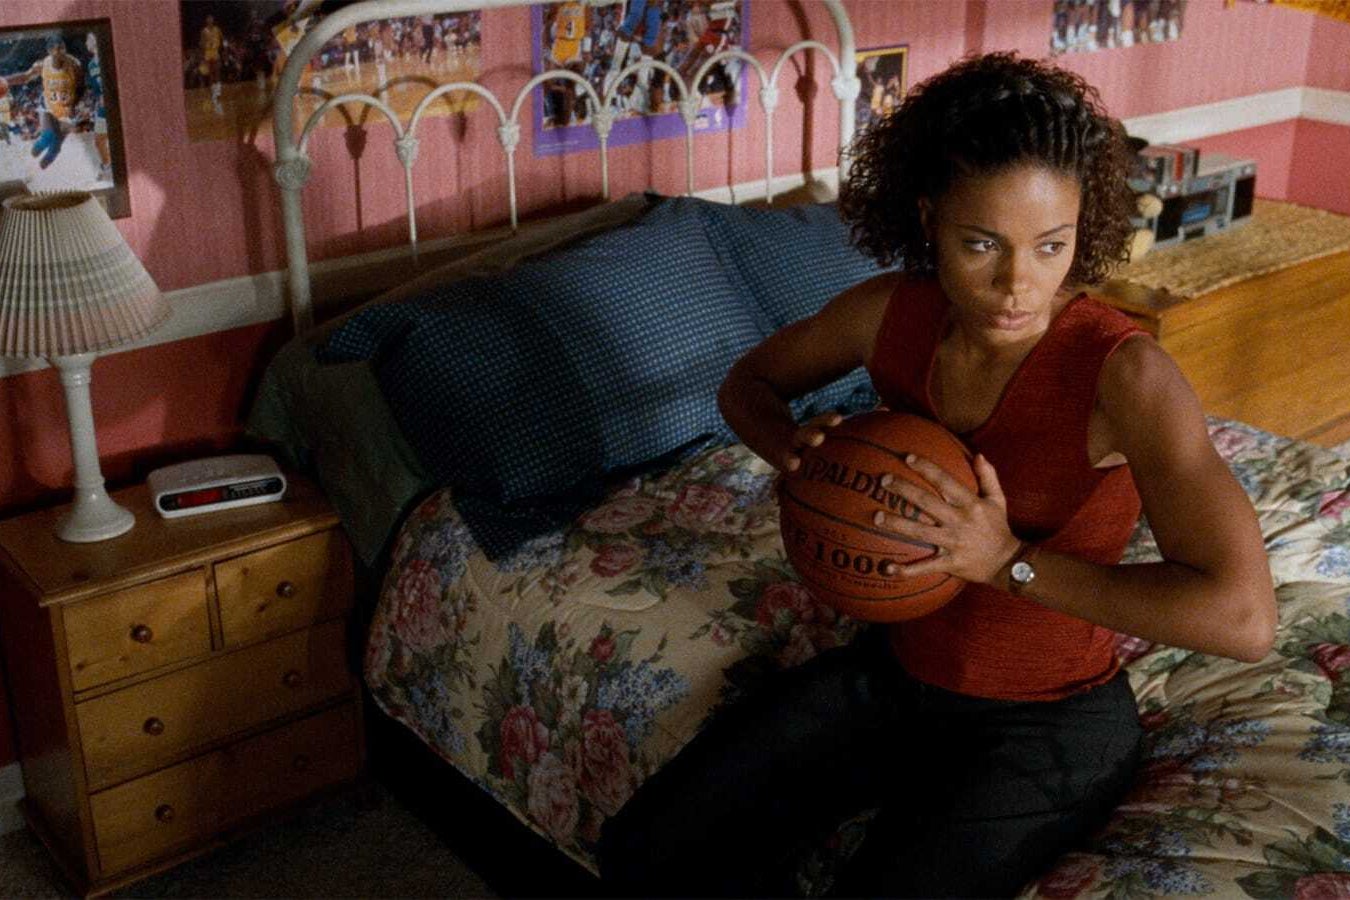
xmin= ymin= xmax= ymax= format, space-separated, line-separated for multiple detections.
xmin=1011 ymin=560 xmax=1035 ymax=585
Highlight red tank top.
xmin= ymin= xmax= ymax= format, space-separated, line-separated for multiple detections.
xmin=866 ymin=277 xmax=1147 ymax=701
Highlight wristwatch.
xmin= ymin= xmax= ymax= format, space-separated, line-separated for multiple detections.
xmin=1008 ymin=545 xmax=1038 ymax=593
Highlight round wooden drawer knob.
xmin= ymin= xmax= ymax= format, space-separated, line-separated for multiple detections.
xmin=282 ymin=670 xmax=304 ymax=689
xmin=143 ymin=717 xmax=165 ymax=736
xmin=276 ymin=581 xmax=296 ymax=598
xmin=155 ymin=804 xmax=175 ymax=824
xmin=130 ymin=624 xmax=154 ymax=644
xmin=292 ymin=753 xmax=311 ymax=773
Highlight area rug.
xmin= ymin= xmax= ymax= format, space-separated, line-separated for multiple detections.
xmin=1112 ymin=199 xmax=1350 ymax=298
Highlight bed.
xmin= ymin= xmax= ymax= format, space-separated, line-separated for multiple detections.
xmin=249 ymin=2 xmax=1350 ymax=896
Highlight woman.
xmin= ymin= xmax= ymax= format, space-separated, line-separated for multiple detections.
xmin=597 ymin=52 xmax=1275 ymax=898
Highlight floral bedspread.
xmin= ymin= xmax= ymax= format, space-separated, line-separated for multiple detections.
xmin=364 ymin=418 xmax=1350 ymax=897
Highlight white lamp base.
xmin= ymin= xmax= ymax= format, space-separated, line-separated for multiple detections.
xmin=51 ymin=353 xmax=134 ymax=543
xmin=57 ymin=489 xmax=134 ymax=543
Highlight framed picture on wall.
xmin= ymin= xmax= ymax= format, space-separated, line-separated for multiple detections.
xmin=178 ymin=1 xmax=485 ymax=144
xmin=0 ymin=18 xmax=130 ymax=218
xmin=855 ymin=44 xmax=907 ymax=134
xmin=531 ymin=0 xmax=750 ymax=157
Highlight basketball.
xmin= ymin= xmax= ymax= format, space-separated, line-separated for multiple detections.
xmin=778 ymin=410 xmax=979 ymax=622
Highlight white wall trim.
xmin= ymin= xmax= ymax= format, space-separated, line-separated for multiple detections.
xmin=1121 ymin=86 xmax=1350 ymax=144
xmin=1302 ymin=86 xmax=1350 ymax=127
xmin=0 ymin=761 xmax=23 ymax=836
xmin=1122 ymin=87 xmax=1303 ymax=144
xmin=2 ymin=89 xmax=1347 ymax=381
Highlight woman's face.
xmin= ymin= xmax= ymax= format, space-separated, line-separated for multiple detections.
xmin=923 ymin=164 xmax=1082 ymax=344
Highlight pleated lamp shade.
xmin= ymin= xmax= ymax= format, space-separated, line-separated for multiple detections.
xmin=0 ymin=191 xmax=169 ymax=358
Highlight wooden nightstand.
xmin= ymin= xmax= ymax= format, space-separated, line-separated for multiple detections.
xmin=1100 ymin=249 xmax=1350 ymax=447
xmin=0 ymin=474 xmax=364 ymax=897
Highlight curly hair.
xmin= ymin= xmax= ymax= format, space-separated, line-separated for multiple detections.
xmin=837 ymin=52 xmax=1135 ymax=286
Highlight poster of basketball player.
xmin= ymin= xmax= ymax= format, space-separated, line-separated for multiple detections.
xmin=1051 ymin=0 xmax=1186 ymax=54
xmin=0 ymin=19 xmax=130 ymax=217
xmin=532 ymin=0 xmax=748 ymax=157
xmin=180 ymin=1 xmax=483 ymax=144
xmin=855 ymin=45 xmax=907 ymax=134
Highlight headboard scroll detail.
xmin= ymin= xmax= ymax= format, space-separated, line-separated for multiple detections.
xmin=272 ymin=0 xmax=859 ymax=334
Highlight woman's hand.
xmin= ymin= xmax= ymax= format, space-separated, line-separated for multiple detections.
xmin=782 ymin=411 xmax=844 ymax=473
xmin=871 ymin=452 xmax=1023 ymax=585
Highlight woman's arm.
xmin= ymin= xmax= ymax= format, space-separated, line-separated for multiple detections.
xmin=717 ymin=273 xmax=895 ymax=472
xmin=1064 ymin=335 xmax=1276 ymax=659
xmin=875 ymin=335 xmax=1277 ymax=663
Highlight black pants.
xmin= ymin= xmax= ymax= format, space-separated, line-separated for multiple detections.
xmin=597 ymin=628 xmax=1142 ymax=898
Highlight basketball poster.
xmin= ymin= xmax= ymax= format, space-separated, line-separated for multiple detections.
xmin=855 ymin=45 xmax=907 ymax=134
xmin=531 ymin=0 xmax=749 ymax=157
xmin=0 ymin=18 xmax=130 ymax=217
xmin=1051 ymin=0 xmax=1187 ymax=54
xmin=180 ymin=1 xmax=483 ymax=144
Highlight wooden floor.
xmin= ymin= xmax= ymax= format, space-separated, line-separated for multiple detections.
xmin=1101 ymin=249 xmax=1350 ymax=449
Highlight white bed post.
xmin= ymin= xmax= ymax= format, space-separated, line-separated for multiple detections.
xmin=760 ymin=83 xmax=779 ymax=204
xmin=823 ymin=0 xmax=858 ymax=171
xmin=273 ymin=36 xmax=315 ymax=335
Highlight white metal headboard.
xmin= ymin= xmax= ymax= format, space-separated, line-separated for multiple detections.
xmin=273 ymin=0 xmax=859 ymax=333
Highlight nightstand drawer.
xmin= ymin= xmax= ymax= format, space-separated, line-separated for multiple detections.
xmin=90 ymin=703 xmax=360 ymax=875
xmin=63 ymin=570 xmax=211 ymax=692
xmin=77 ymin=619 xmax=353 ymax=790
xmin=215 ymin=529 xmax=353 ymax=648
xmin=89 ymin=743 xmax=227 ymax=875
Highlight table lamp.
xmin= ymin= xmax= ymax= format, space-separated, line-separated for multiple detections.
xmin=0 ymin=192 xmax=170 ymax=542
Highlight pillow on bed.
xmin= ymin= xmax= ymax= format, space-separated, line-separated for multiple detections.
xmin=677 ymin=196 xmax=887 ymax=416
xmin=319 ymin=197 xmax=770 ymax=507
xmin=685 ymin=198 xmax=881 ymax=328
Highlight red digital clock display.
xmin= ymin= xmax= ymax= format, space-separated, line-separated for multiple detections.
xmin=161 ymin=487 xmax=226 ymax=511
xmin=157 ymin=477 xmax=285 ymax=514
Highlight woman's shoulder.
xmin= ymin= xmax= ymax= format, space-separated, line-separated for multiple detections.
xmin=1095 ymin=327 xmax=1186 ymax=422
xmin=823 ymin=272 xmax=941 ymax=337
xmin=1072 ymin=292 xmax=1148 ymax=333
xmin=1045 ymin=292 xmax=1152 ymax=362
xmin=838 ymin=271 xmax=941 ymax=313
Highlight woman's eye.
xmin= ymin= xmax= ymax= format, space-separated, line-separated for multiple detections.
xmin=963 ymin=239 xmax=998 ymax=253
xmin=1037 ymin=241 xmax=1068 ymax=255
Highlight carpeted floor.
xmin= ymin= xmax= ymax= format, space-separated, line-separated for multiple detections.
xmin=0 ymin=780 xmax=497 ymax=899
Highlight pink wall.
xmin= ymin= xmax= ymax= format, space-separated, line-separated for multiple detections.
xmin=1306 ymin=13 xmax=1350 ymax=89
xmin=1188 ymin=119 xmax=1299 ymax=203
xmin=1287 ymin=118 xmax=1350 ymax=214
xmin=2 ymin=0 xmax=1339 ymax=292
xmin=0 ymin=0 xmax=1335 ymax=292
xmin=0 ymin=0 xmax=1347 ymax=767
xmin=975 ymin=0 xmax=1315 ymax=117
xmin=971 ymin=1 xmax=1350 ymax=217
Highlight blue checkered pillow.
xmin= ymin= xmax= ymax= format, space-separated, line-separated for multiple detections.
xmin=318 ymin=198 xmax=769 ymax=505
xmin=678 ymin=197 xmax=888 ymax=416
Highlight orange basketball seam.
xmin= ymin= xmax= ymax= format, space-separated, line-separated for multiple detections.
xmin=825 ymin=433 xmax=975 ymax=486
xmin=791 ymin=566 xmax=956 ymax=603
xmin=780 ymin=484 xmax=936 ymax=549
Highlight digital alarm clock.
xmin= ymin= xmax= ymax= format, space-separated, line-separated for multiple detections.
xmin=147 ymin=455 xmax=287 ymax=519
